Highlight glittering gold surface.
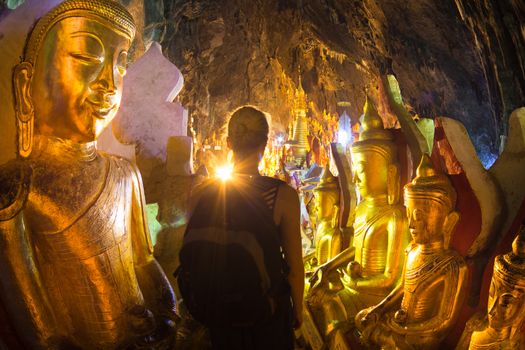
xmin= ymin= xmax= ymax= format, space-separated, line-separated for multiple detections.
xmin=458 ymin=228 xmax=525 ymax=349
xmin=306 ymin=98 xmax=408 ymax=338
xmin=0 ymin=1 xmax=175 ymax=348
xmin=356 ymin=155 xmax=468 ymax=349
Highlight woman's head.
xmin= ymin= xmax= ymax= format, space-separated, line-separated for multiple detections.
xmin=227 ymin=106 xmax=269 ymax=158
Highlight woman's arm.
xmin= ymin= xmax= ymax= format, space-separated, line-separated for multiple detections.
xmin=276 ymin=184 xmax=305 ymax=328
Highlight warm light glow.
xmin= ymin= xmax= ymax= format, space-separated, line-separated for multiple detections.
xmin=216 ymin=163 xmax=233 ymax=181
xmin=338 ymin=130 xmax=349 ymax=145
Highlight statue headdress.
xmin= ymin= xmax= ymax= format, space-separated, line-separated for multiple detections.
xmin=24 ymin=0 xmax=135 ymax=64
xmin=351 ymin=96 xmax=396 ymax=163
xmin=314 ymin=168 xmax=338 ymax=193
xmin=404 ymin=154 xmax=457 ymax=209
xmin=493 ymin=227 xmax=525 ymax=291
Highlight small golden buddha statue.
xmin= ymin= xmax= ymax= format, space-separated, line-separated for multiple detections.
xmin=457 ymin=228 xmax=525 ymax=350
xmin=356 ymin=154 xmax=468 ymax=349
xmin=307 ymin=98 xmax=409 ymax=336
xmin=313 ymin=168 xmax=343 ymax=265
xmin=0 ymin=1 xmax=176 ymax=349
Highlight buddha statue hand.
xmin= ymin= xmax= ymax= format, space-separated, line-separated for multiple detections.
xmin=348 ymin=261 xmax=362 ymax=279
xmin=128 ymin=305 xmax=156 ymax=335
xmin=356 ymin=304 xmax=384 ymax=330
xmin=357 ymin=319 xmax=406 ymax=350
xmin=393 ymin=309 xmax=407 ymax=325
xmin=307 ymin=265 xmax=342 ymax=305
xmin=128 ymin=305 xmax=176 ymax=350
xmin=309 ymin=263 xmax=330 ymax=291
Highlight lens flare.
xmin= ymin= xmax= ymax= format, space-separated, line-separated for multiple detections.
xmin=216 ymin=163 xmax=233 ymax=181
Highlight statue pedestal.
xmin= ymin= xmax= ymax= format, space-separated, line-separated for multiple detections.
xmin=332 ymin=329 xmax=352 ymax=350
xmin=302 ymin=304 xmax=324 ymax=350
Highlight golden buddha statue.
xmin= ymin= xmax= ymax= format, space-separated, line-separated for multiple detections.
xmin=457 ymin=228 xmax=525 ymax=350
xmin=356 ymin=154 xmax=468 ymax=349
xmin=307 ymin=98 xmax=409 ymax=336
xmin=0 ymin=1 xmax=176 ymax=349
xmin=313 ymin=168 xmax=343 ymax=265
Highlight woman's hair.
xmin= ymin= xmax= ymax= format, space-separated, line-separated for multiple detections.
xmin=228 ymin=106 xmax=269 ymax=156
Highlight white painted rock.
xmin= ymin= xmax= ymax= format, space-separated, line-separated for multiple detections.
xmin=438 ymin=116 xmax=504 ymax=257
xmin=98 ymin=42 xmax=188 ymax=178
xmin=488 ymin=108 xmax=525 ymax=246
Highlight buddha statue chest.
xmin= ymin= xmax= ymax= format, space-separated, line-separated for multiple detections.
xmin=399 ymin=246 xmax=457 ymax=324
xmin=23 ymin=154 xmax=145 ymax=347
xmin=353 ymin=204 xmax=395 ymax=276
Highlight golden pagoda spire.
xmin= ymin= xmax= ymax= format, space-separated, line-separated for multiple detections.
xmin=291 ymin=68 xmax=309 ymax=165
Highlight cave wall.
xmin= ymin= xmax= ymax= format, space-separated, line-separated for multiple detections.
xmin=145 ymin=0 xmax=524 ymax=167
xmin=1 ymin=0 xmax=523 ymax=166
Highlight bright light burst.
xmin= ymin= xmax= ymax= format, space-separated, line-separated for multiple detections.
xmin=216 ymin=163 xmax=234 ymax=181
xmin=338 ymin=130 xmax=349 ymax=145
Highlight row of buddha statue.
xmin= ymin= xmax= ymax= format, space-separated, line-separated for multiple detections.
xmin=306 ymin=97 xmax=525 ymax=349
xmin=0 ymin=0 xmax=523 ymax=349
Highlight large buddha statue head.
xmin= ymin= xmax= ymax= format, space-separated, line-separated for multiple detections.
xmin=487 ymin=229 xmax=525 ymax=332
xmin=314 ymin=168 xmax=339 ymax=222
xmin=13 ymin=0 xmax=135 ymax=157
xmin=351 ymin=97 xmax=399 ymax=204
xmin=404 ymin=154 xmax=459 ymax=248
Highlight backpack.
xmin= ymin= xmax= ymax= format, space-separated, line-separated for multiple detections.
xmin=177 ymin=175 xmax=289 ymax=327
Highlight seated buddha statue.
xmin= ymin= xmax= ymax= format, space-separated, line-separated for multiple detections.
xmin=0 ymin=1 xmax=176 ymax=349
xmin=457 ymin=228 xmax=525 ymax=350
xmin=313 ymin=168 xmax=343 ymax=265
xmin=356 ymin=154 xmax=468 ymax=349
xmin=308 ymin=98 xmax=409 ymax=336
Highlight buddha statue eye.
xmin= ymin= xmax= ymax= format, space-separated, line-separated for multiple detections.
xmin=69 ymin=51 xmax=103 ymax=64
xmin=412 ymin=209 xmax=424 ymax=221
xmin=499 ymin=293 xmax=517 ymax=307
xmin=67 ymin=32 xmax=105 ymax=65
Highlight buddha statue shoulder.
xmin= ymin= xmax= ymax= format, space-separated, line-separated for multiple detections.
xmin=307 ymin=98 xmax=409 ymax=336
xmin=313 ymin=168 xmax=343 ymax=265
xmin=0 ymin=1 xmax=176 ymax=349
xmin=356 ymin=154 xmax=468 ymax=349
xmin=457 ymin=227 xmax=525 ymax=350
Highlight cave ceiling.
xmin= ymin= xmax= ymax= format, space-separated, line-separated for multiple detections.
xmin=2 ymin=0 xmax=524 ymax=166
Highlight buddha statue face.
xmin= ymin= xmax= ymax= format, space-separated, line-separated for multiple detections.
xmin=487 ymin=231 xmax=525 ymax=332
xmin=487 ymin=279 xmax=525 ymax=330
xmin=352 ymin=150 xmax=389 ymax=199
xmin=350 ymin=97 xmax=399 ymax=204
xmin=404 ymin=154 xmax=459 ymax=246
xmin=405 ymin=198 xmax=450 ymax=245
xmin=314 ymin=168 xmax=339 ymax=220
xmin=315 ymin=190 xmax=338 ymax=220
xmin=14 ymin=10 xmax=132 ymax=146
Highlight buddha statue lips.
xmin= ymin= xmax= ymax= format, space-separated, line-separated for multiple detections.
xmin=85 ymin=96 xmax=118 ymax=120
xmin=0 ymin=1 xmax=176 ymax=349
xmin=356 ymin=154 xmax=468 ymax=350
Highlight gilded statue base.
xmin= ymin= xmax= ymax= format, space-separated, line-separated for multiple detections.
xmin=302 ymin=303 xmax=324 ymax=350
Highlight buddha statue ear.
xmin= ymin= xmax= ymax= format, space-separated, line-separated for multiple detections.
xmin=13 ymin=62 xmax=34 ymax=158
xmin=443 ymin=210 xmax=460 ymax=249
xmin=387 ymin=163 xmax=400 ymax=205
